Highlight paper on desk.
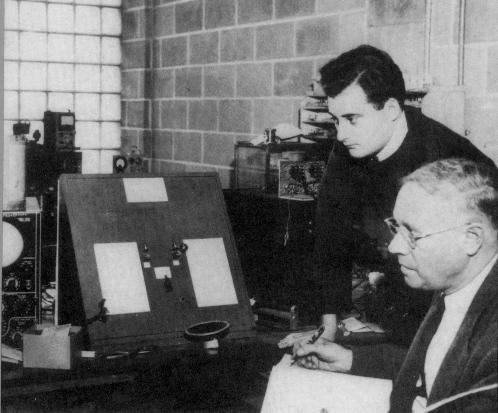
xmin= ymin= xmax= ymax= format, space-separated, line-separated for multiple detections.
xmin=340 ymin=317 xmax=385 ymax=334
xmin=342 ymin=317 xmax=372 ymax=332
xmin=261 ymin=354 xmax=392 ymax=413
xmin=1 ymin=343 xmax=22 ymax=363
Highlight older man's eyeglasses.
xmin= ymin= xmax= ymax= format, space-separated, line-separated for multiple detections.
xmin=384 ymin=217 xmax=471 ymax=250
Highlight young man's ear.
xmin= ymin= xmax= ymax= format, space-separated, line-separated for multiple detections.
xmin=462 ymin=224 xmax=484 ymax=256
xmin=383 ymin=97 xmax=402 ymax=121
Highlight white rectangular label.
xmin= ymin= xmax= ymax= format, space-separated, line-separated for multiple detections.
xmin=123 ymin=178 xmax=168 ymax=203
xmin=184 ymin=238 xmax=238 ymax=307
xmin=94 ymin=242 xmax=151 ymax=315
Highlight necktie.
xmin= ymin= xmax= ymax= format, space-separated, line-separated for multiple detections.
xmin=389 ymin=292 xmax=446 ymax=413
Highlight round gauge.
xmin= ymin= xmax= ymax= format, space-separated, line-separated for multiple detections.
xmin=2 ymin=221 xmax=24 ymax=267
xmin=3 ymin=274 xmax=21 ymax=291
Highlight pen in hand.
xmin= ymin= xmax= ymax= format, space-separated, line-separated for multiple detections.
xmin=290 ymin=325 xmax=325 ymax=365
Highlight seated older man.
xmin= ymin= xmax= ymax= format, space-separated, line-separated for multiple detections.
xmin=295 ymin=158 xmax=498 ymax=413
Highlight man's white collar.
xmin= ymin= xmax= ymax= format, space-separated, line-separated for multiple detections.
xmin=376 ymin=112 xmax=408 ymax=162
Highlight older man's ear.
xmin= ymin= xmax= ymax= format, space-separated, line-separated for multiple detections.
xmin=462 ymin=223 xmax=485 ymax=256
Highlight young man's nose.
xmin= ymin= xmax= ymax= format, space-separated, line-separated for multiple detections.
xmin=336 ymin=122 xmax=348 ymax=142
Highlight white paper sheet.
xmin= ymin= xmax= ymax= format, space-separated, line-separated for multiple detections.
xmin=123 ymin=177 xmax=168 ymax=203
xmin=94 ymin=242 xmax=151 ymax=315
xmin=261 ymin=354 xmax=392 ymax=413
xmin=184 ymin=238 xmax=238 ymax=307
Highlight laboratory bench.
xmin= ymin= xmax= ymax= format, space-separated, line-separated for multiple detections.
xmin=2 ymin=333 xmax=283 ymax=412
xmin=1 ymin=327 xmax=388 ymax=412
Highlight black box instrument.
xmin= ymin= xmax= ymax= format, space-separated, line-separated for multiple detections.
xmin=2 ymin=198 xmax=41 ymax=348
xmin=57 ymin=173 xmax=255 ymax=351
xmin=43 ymin=110 xmax=76 ymax=152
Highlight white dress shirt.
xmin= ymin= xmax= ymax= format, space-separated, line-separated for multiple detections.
xmin=424 ymin=253 xmax=498 ymax=395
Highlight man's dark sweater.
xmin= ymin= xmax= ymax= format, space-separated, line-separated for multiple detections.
xmin=310 ymin=106 xmax=495 ymax=343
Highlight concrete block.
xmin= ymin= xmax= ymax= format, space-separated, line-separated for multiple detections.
xmin=154 ymin=5 xmax=174 ymax=37
xmin=216 ymin=167 xmax=233 ymax=189
xmin=465 ymin=0 xmax=498 ymax=42
xmin=339 ymin=11 xmax=366 ymax=53
xmin=153 ymin=68 xmax=174 ymax=98
xmin=189 ymin=32 xmax=219 ymax=64
xmin=140 ymin=70 xmax=153 ymax=99
xmin=152 ymin=100 xmax=161 ymax=128
xmin=121 ymin=129 xmax=139 ymax=153
xmin=253 ymin=98 xmax=295 ymax=131
xmin=236 ymin=63 xmax=272 ymax=97
xmin=368 ymin=0 xmax=425 ymax=27
xmin=173 ymin=131 xmax=202 ymax=162
xmin=154 ymin=160 xmax=188 ymax=174
xmin=175 ymin=67 xmax=202 ymax=97
xmin=203 ymin=133 xmax=236 ymax=166
xmin=256 ymin=23 xmax=294 ymax=60
xmin=153 ymin=130 xmax=173 ymax=159
xmin=189 ymin=100 xmax=218 ymax=131
xmin=161 ymin=36 xmax=187 ymax=67
xmin=184 ymin=163 xmax=216 ymax=172
xmin=123 ymin=10 xmax=145 ymax=40
xmin=204 ymin=64 xmax=235 ymax=97
xmin=238 ymin=0 xmax=273 ymax=24
xmin=465 ymin=97 xmax=498 ymax=148
xmin=429 ymin=45 xmax=458 ymax=87
xmin=368 ymin=23 xmax=425 ymax=88
xmin=122 ymin=101 xmax=127 ymax=125
xmin=127 ymin=100 xmax=150 ymax=128
xmin=317 ymin=0 xmax=366 ymax=13
xmin=139 ymin=130 xmax=153 ymax=158
xmin=431 ymin=0 xmax=455 ymax=46
xmin=153 ymin=40 xmax=161 ymax=68
xmin=122 ymin=40 xmax=150 ymax=69
xmin=220 ymin=27 xmax=254 ymax=62
xmin=122 ymin=71 xmax=140 ymax=98
xmin=274 ymin=60 xmax=314 ymax=96
xmin=275 ymin=0 xmax=314 ymax=19
xmin=123 ymin=0 xmax=149 ymax=9
xmin=464 ymin=45 xmax=487 ymax=96
xmin=175 ymin=0 xmax=203 ymax=33
xmin=205 ymin=0 xmax=236 ymax=29
xmin=488 ymin=44 xmax=498 ymax=93
xmin=161 ymin=100 xmax=187 ymax=129
xmin=219 ymin=99 xmax=252 ymax=133
xmin=296 ymin=17 xmax=339 ymax=57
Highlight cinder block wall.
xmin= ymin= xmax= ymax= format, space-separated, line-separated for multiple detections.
xmin=121 ymin=0 xmax=498 ymax=187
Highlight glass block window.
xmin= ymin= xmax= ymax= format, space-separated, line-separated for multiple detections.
xmin=4 ymin=0 xmax=122 ymax=173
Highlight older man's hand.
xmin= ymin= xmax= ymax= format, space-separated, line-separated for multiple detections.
xmin=294 ymin=342 xmax=353 ymax=373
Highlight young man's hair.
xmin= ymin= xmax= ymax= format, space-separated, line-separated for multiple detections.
xmin=402 ymin=158 xmax=498 ymax=230
xmin=319 ymin=45 xmax=406 ymax=110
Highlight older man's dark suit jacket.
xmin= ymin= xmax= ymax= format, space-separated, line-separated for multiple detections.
xmin=350 ymin=261 xmax=498 ymax=413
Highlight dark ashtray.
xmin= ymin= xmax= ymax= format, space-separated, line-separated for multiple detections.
xmin=184 ymin=320 xmax=230 ymax=343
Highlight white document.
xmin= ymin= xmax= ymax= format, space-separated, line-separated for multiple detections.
xmin=123 ymin=177 xmax=168 ymax=203
xmin=94 ymin=242 xmax=151 ymax=315
xmin=184 ymin=238 xmax=238 ymax=307
xmin=261 ymin=354 xmax=392 ymax=413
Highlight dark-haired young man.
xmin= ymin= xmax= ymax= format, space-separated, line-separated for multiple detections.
xmin=281 ymin=45 xmax=495 ymax=349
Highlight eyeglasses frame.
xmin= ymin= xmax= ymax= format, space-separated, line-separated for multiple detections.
xmin=384 ymin=217 xmax=473 ymax=250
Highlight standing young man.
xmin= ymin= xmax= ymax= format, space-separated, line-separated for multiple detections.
xmin=281 ymin=45 xmax=494 ymax=348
